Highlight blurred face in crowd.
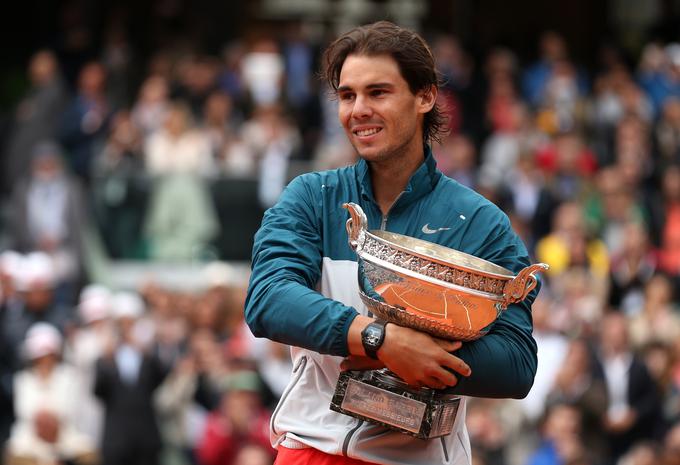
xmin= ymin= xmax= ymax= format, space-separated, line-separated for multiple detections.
xmin=24 ymin=287 xmax=54 ymax=312
xmin=233 ymin=444 xmax=272 ymax=465
xmin=29 ymin=50 xmax=58 ymax=86
xmin=599 ymin=312 xmax=630 ymax=356
xmin=204 ymin=91 xmax=232 ymax=126
xmin=32 ymin=153 xmax=63 ymax=181
xmin=337 ymin=54 xmax=436 ymax=165
xmin=544 ymin=403 xmax=581 ymax=440
xmin=139 ymin=75 xmax=169 ymax=103
xmin=222 ymin=389 xmax=261 ymax=433
xmin=164 ymin=105 xmax=190 ymax=137
xmin=662 ymin=165 xmax=680 ymax=201
xmin=78 ymin=62 xmax=106 ymax=97
xmin=644 ymin=274 xmax=673 ymax=308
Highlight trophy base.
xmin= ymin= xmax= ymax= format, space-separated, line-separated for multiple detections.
xmin=330 ymin=370 xmax=461 ymax=440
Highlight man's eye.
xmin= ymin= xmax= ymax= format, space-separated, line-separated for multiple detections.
xmin=339 ymin=93 xmax=354 ymax=101
xmin=371 ymin=90 xmax=386 ymax=97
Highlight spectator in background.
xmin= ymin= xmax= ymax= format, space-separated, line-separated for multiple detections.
xmin=196 ymin=370 xmax=274 ymax=465
xmin=174 ymin=56 xmax=220 ymax=119
xmin=241 ymin=39 xmax=284 ymax=108
xmin=1 ymin=253 xmax=72 ymax=354
xmin=536 ymin=201 xmax=609 ymax=280
xmin=2 ymin=50 xmax=68 ymax=194
xmin=434 ymin=133 xmax=478 ymax=188
xmin=59 ymin=61 xmax=112 ymax=182
xmin=145 ymin=102 xmax=213 ymax=177
xmin=6 ymin=323 xmax=97 ymax=465
xmin=592 ymin=312 xmax=664 ymax=462
xmin=607 ymin=221 xmax=657 ymax=314
xmin=655 ymin=164 xmax=680 ymax=276
xmin=95 ymin=292 xmax=166 ymax=465
xmin=92 ymin=111 xmax=147 ymax=259
xmin=131 ymin=75 xmax=171 ymax=139
xmin=628 ymin=273 xmax=680 ymax=348
xmin=517 ymin=295 xmax=569 ymax=424
xmin=526 ymin=402 xmax=588 ymax=465
xmin=522 ymin=31 xmax=588 ymax=109
xmin=154 ymin=329 xmax=229 ymax=465
xmin=240 ymin=103 xmax=301 ymax=207
xmin=143 ymin=172 xmax=220 ymax=260
xmin=0 ymin=251 xmax=22 ymax=456
xmin=638 ymin=43 xmax=680 ymax=118
xmin=546 ymin=338 xmax=608 ymax=461
xmin=7 ymin=142 xmax=87 ymax=298
xmin=233 ymin=443 xmax=274 ymax=465
xmin=584 ymin=166 xmax=648 ymax=255
xmin=662 ymin=421 xmax=680 ymax=465
xmin=655 ymin=98 xmax=680 ymax=165
xmin=534 ymin=131 xmax=598 ymax=203
xmin=64 ymin=284 xmax=115 ymax=446
xmin=499 ymin=150 xmax=557 ymax=248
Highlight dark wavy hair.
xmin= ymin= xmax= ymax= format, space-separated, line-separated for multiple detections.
xmin=322 ymin=21 xmax=447 ymax=144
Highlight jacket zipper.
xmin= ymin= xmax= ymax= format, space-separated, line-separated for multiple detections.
xmin=440 ymin=437 xmax=450 ymax=462
xmin=342 ymin=419 xmax=364 ymax=456
xmin=271 ymin=355 xmax=308 ymax=436
xmin=379 ymin=192 xmax=405 ymax=231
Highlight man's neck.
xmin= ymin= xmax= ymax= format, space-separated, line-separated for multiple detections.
xmin=370 ymin=146 xmax=426 ymax=215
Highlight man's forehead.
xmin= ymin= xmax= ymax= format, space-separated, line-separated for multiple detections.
xmin=338 ymin=53 xmax=404 ymax=88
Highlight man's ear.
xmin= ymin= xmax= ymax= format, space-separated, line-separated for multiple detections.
xmin=417 ymin=85 xmax=437 ymax=114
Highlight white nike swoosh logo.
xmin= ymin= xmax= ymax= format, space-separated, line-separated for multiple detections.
xmin=421 ymin=224 xmax=451 ymax=234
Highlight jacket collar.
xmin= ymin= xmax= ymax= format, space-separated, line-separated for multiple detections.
xmin=356 ymin=145 xmax=442 ymax=212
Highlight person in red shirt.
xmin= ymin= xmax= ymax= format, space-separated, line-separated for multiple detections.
xmin=196 ymin=370 xmax=275 ymax=465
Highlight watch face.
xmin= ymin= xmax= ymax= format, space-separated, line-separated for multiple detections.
xmin=365 ymin=325 xmax=382 ymax=346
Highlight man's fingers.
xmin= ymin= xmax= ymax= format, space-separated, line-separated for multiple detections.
xmin=440 ymin=353 xmax=472 ymax=377
xmin=434 ymin=339 xmax=462 ymax=352
xmin=340 ymin=355 xmax=386 ymax=371
xmin=423 ymin=376 xmax=453 ymax=390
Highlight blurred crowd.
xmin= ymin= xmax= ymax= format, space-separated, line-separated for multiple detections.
xmin=1 ymin=11 xmax=680 ymax=465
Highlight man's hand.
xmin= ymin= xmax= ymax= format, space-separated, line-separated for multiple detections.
xmin=346 ymin=316 xmax=470 ymax=390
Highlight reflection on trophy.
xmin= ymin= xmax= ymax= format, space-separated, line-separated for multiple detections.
xmin=330 ymin=203 xmax=548 ymax=439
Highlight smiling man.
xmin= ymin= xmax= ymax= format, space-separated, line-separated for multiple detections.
xmin=245 ymin=21 xmax=539 ymax=465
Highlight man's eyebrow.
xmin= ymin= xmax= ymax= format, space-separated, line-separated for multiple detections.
xmin=336 ymin=82 xmax=395 ymax=93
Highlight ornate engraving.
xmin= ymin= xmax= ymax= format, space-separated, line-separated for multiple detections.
xmin=362 ymin=235 xmax=509 ymax=296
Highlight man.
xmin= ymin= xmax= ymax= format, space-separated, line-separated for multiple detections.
xmin=245 ymin=21 xmax=539 ymax=465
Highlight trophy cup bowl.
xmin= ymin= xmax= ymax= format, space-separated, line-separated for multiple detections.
xmin=330 ymin=203 xmax=548 ymax=439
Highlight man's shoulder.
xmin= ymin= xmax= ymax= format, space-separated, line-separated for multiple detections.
xmin=434 ymin=176 xmax=507 ymax=220
xmin=284 ymin=164 xmax=358 ymax=200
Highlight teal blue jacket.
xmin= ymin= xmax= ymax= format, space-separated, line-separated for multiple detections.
xmin=245 ymin=148 xmax=539 ymax=399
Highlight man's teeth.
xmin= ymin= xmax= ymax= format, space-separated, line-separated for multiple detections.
xmin=356 ymin=128 xmax=381 ymax=136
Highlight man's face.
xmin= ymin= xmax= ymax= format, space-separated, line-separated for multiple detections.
xmin=337 ymin=54 xmax=435 ymax=164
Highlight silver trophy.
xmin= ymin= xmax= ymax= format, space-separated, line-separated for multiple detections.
xmin=330 ymin=203 xmax=548 ymax=439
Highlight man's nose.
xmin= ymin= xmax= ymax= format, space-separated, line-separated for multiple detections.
xmin=351 ymin=95 xmax=372 ymax=119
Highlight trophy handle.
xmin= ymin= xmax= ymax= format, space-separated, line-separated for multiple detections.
xmin=502 ymin=263 xmax=549 ymax=305
xmin=343 ymin=203 xmax=368 ymax=251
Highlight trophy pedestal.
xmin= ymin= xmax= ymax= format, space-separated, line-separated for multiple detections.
xmin=330 ymin=370 xmax=461 ymax=440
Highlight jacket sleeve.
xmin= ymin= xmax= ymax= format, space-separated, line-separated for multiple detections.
xmin=447 ymin=205 xmax=539 ymax=399
xmin=244 ymin=175 xmax=358 ymax=357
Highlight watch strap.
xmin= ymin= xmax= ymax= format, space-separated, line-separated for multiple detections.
xmin=361 ymin=319 xmax=387 ymax=360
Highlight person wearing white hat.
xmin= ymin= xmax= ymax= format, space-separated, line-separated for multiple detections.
xmin=95 ymin=291 xmax=167 ymax=465
xmin=5 ymin=323 xmax=97 ymax=465
xmin=63 ymin=284 xmax=115 ymax=446
xmin=0 ymin=250 xmax=24 ymax=451
xmin=2 ymin=253 xmax=71 ymax=371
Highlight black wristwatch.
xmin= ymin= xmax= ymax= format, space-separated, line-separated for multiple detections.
xmin=361 ymin=319 xmax=388 ymax=360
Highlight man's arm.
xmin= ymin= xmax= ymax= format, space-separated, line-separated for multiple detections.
xmin=447 ymin=205 xmax=539 ymax=398
xmin=245 ymin=175 xmax=359 ymax=357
